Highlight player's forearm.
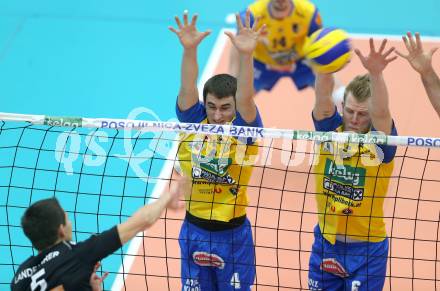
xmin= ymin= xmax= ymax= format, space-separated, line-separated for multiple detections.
xmin=237 ymin=53 xmax=254 ymax=103
xmin=236 ymin=53 xmax=257 ymax=122
xmin=178 ymin=48 xmax=199 ymax=111
xmin=368 ymin=73 xmax=393 ymax=134
xmin=229 ymin=46 xmax=240 ymax=77
xmin=117 ymin=194 xmax=170 ymax=245
xmin=420 ymin=67 xmax=440 ymax=117
xmin=313 ymin=74 xmax=336 ymax=120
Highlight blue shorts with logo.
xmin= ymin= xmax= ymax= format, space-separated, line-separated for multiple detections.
xmin=253 ymin=59 xmax=316 ymax=92
xmin=308 ymin=225 xmax=389 ymax=291
xmin=179 ymin=218 xmax=255 ymax=291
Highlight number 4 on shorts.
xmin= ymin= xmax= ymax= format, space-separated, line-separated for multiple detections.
xmin=230 ymin=272 xmax=241 ymax=289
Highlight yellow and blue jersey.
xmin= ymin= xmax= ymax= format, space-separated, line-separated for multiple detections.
xmin=242 ymin=0 xmax=322 ymax=67
xmin=176 ymin=102 xmax=263 ymax=222
xmin=312 ymin=110 xmax=397 ymax=244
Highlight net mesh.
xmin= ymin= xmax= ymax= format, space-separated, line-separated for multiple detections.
xmin=1 ymin=120 xmax=439 ymax=290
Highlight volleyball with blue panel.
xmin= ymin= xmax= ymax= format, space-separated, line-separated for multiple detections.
xmin=302 ymin=27 xmax=352 ymax=74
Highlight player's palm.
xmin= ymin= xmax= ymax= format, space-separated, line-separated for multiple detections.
xmin=407 ymin=52 xmax=433 ymax=73
xmin=356 ymin=38 xmax=397 ymax=75
xmin=225 ymin=9 xmax=265 ymax=55
xmin=231 ymin=29 xmax=259 ymax=54
xmin=169 ymin=12 xmax=211 ymax=49
xmin=396 ymin=32 xmax=438 ymax=74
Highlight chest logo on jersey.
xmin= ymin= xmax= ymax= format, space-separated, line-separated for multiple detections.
xmin=323 ymin=159 xmax=365 ymax=201
xmin=192 ymin=166 xmax=235 ymax=185
xmin=324 ymin=159 xmax=366 ymax=186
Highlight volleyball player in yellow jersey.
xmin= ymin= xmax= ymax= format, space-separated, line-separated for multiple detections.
xmin=309 ymin=38 xmax=398 ymax=291
xmin=229 ymin=0 xmax=325 ymax=93
xmin=169 ymin=10 xmax=264 ymax=290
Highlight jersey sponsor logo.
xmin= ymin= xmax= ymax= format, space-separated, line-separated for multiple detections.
xmin=269 ymin=49 xmax=300 ymax=65
xmin=192 ymin=166 xmax=235 ymax=185
xmin=198 ymin=186 xmax=222 ymax=195
xmin=324 ymin=159 xmax=366 ymax=186
xmin=323 ymin=177 xmax=364 ymax=201
xmin=320 ymin=258 xmax=349 ymax=278
xmin=342 ymin=208 xmax=353 ymax=215
xmin=192 ymin=251 xmax=225 ymax=269
xmin=197 ymin=157 xmax=232 ymax=177
xmin=328 ymin=194 xmax=362 ymax=208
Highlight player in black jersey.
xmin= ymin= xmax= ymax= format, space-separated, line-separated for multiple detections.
xmin=11 ymin=176 xmax=188 ymax=291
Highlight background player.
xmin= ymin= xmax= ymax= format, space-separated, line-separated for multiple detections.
xmin=169 ymin=10 xmax=264 ymax=291
xmin=229 ymin=0 xmax=345 ymax=104
xmin=308 ymin=38 xmax=398 ymax=290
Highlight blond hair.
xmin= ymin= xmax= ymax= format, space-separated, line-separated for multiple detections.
xmin=344 ymin=74 xmax=371 ymax=103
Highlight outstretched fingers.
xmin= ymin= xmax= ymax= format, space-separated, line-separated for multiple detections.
xmin=236 ymin=13 xmax=244 ymax=31
xmin=378 ymin=39 xmax=387 ymax=54
xmin=354 ymin=48 xmax=366 ymax=63
xmin=369 ymin=38 xmax=376 ymax=54
xmin=190 ymin=14 xmax=198 ymax=27
xmin=174 ymin=15 xmax=183 ymax=29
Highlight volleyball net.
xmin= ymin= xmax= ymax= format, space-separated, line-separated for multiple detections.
xmin=0 ymin=112 xmax=439 ymax=290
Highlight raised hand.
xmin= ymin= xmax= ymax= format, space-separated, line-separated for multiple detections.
xmin=166 ymin=175 xmax=188 ymax=210
xmin=355 ymin=38 xmax=397 ymax=75
xmin=224 ymin=9 xmax=266 ymax=55
xmin=168 ymin=10 xmax=211 ymax=49
xmin=396 ymin=32 xmax=438 ymax=75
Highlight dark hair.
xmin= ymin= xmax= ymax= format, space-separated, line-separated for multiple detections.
xmin=21 ymin=198 xmax=66 ymax=251
xmin=344 ymin=74 xmax=371 ymax=103
xmin=202 ymin=74 xmax=237 ymax=103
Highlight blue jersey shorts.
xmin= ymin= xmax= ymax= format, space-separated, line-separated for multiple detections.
xmin=179 ymin=218 xmax=255 ymax=291
xmin=308 ymin=225 xmax=389 ymax=291
xmin=253 ymin=59 xmax=316 ymax=92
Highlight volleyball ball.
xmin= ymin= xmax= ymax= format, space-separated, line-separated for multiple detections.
xmin=302 ymin=28 xmax=352 ymax=74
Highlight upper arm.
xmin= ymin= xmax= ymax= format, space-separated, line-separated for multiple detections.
xmin=176 ymin=101 xmax=207 ymax=123
xmin=233 ymin=108 xmax=263 ymax=145
xmin=233 ymin=107 xmax=263 ymax=128
xmin=177 ymin=92 xmax=199 ymax=112
xmin=313 ymin=74 xmax=337 ymax=120
xmin=373 ymin=121 xmax=398 ymax=163
xmin=236 ymin=100 xmax=258 ymax=124
xmin=312 ymin=109 xmax=342 ymax=132
xmin=74 ymin=227 xmax=122 ymax=265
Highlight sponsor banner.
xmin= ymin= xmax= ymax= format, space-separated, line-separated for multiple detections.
xmin=44 ymin=116 xmax=82 ymax=127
